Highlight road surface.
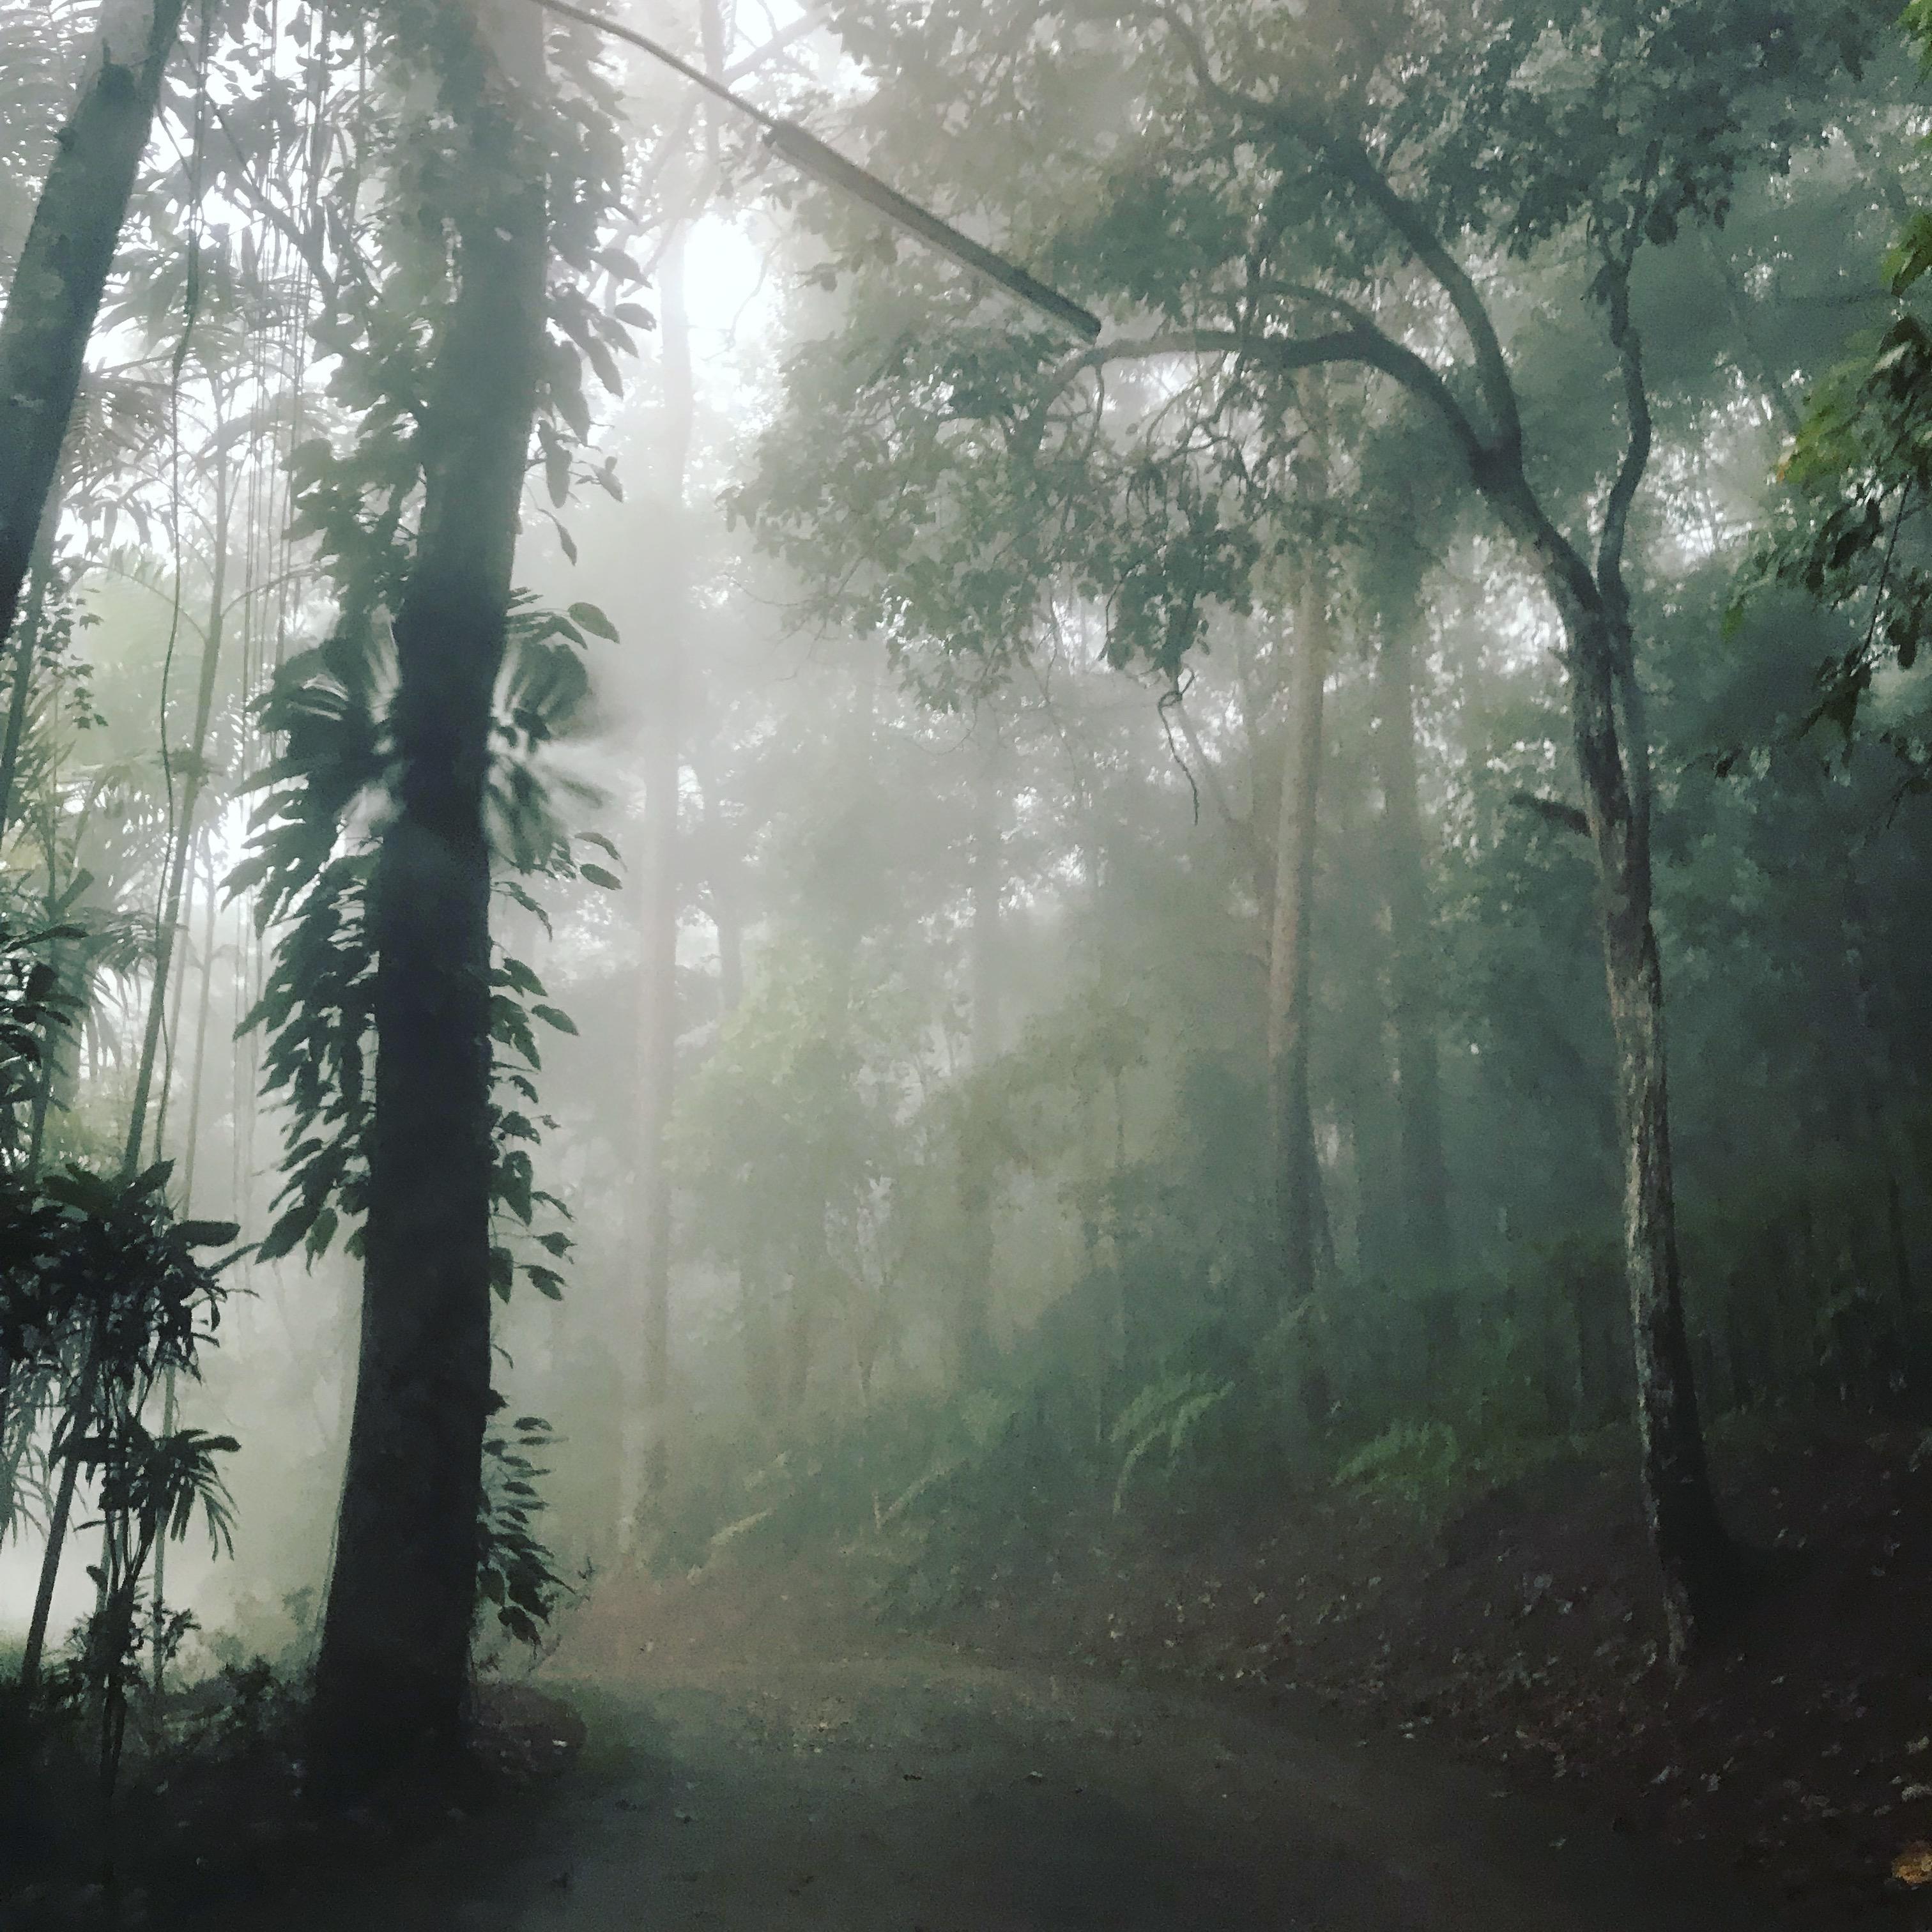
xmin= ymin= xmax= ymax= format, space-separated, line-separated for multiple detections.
xmin=264 ymin=1640 xmax=1781 ymax=1931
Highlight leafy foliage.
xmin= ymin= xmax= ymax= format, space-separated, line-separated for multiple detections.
xmin=477 ymin=1402 xmax=581 ymax=1650
xmin=1108 ymin=1370 xmax=1231 ymax=1515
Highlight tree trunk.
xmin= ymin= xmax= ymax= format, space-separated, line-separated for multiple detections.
xmin=0 ymin=0 xmax=188 ymax=648
xmin=693 ymin=756 xmax=744 ymax=1012
xmin=310 ymin=65 xmax=547 ymax=1797
xmin=951 ymin=751 xmax=1002 ymax=1384
xmin=1570 ymin=607 xmax=1733 ymax=1659
xmin=1462 ymin=243 xmax=1729 ymax=1652
xmin=20 ymin=1321 xmax=98 ymax=1692
xmin=176 ymin=840 xmax=220 ymax=1205
xmin=1267 ymin=430 xmax=1331 ymax=1313
xmin=125 ymin=445 xmax=232 ymax=1172
xmin=783 ymin=1271 xmax=815 ymax=1415
xmin=1373 ymin=582 xmax=1453 ymax=1278
xmin=627 ymin=228 xmax=693 ymax=1528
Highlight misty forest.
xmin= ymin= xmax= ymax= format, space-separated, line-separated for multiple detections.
xmin=3 ymin=0 xmax=1932 ymax=1924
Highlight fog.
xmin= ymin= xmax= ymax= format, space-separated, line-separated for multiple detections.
xmin=2 ymin=0 xmax=1930 ymax=1922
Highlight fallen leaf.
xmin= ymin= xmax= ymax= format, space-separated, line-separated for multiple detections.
xmin=1891 ymin=1842 xmax=1932 ymax=1886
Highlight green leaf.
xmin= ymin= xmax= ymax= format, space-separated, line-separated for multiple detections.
xmin=179 ymin=1220 xmax=242 ymax=1248
xmin=579 ymin=864 xmax=622 ymax=891
xmin=532 ymin=1004 xmax=578 ymax=1034
xmin=302 ymin=1206 xmax=339 ymax=1262
xmin=567 ymin=601 xmax=619 ymax=642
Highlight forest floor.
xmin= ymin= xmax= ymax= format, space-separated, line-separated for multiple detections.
xmin=910 ymin=1413 xmax=1932 ymax=1928
xmin=178 ymin=1411 xmax=1927 ymax=1932
xmin=24 ymin=1414 xmax=1925 ymax=1929
xmin=185 ymin=1603 xmax=1768 ymax=1932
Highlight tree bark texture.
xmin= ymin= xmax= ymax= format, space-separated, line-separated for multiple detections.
xmin=1450 ymin=247 xmax=1731 ymax=1655
xmin=1567 ymin=611 xmax=1732 ymax=1658
xmin=0 ymin=0 xmax=187 ymax=648
xmin=310 ymin=93 xmax=547 ymax=1796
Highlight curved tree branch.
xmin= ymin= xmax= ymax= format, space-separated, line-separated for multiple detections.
xmin=1321 ymin=135 xmax=1524 ymax=464
xmin=1143 ymin=6 xmax=1525 ymax=464
xmin=1595 ymin=248 xmax=1653 ymax=640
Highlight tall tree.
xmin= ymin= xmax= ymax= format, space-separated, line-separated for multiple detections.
xmin=738 ymin=0 xmax=1887 ymax=1653
xmin=951 ymin=732 xmax=1005 ymax=1383
xmin=309 ymin=0 xmax=549 ymax=1795
xmin=1266 ymin=390 xmax=1333 ymax=1314
xmin=0 ymin=0 xmax=188 ymax=647
xmin=1367 ymin=526 xmax=1452 ymax=1278
xmin=626 ymin=226 xmax=689 ymax=1524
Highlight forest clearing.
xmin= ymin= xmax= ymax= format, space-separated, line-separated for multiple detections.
xmin=3 ymin=0 xmax=1932 ymax=1922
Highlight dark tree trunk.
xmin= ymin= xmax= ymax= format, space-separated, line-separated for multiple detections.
xmin=310 ymin=84 xmax=548 ymax=1797
xmin=0 ymin=0 xmax=187 ymax=648
xmin=1372 ymin=581 xmax=1453 ymax=1278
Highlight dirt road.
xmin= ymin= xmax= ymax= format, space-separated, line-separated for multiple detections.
xmin=272 ymin=1639 xmax=1782 ymax=1931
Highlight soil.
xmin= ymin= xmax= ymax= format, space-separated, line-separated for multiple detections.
xmin=22 ymin=1415 xmax=1924 ymax=1929
xmin=924 ymin=1417 xmax=1932 ymax=1926
xmin=0 ymin=1677 xmax=585 ymax=1930
xmin=201 ymin=1600 xmax=1774 ymax=1932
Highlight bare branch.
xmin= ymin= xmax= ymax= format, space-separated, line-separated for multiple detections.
xmin=1509 ymin=791 xmax=1590 ymax=837
xmin=1321 ymin=137 xmax=1523 ymax=464
xmin=1016 ymin=325 xmax=1489 ymax=476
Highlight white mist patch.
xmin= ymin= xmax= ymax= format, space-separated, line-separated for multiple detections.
xmin=684 ymin=215 xmax=772 ymax=353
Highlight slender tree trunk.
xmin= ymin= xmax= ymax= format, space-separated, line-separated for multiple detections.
xmin=1570 ymin=604 xmax=1733 ymax=1657
xmin=694 ymin=761 xmax=744 ymax=1011
xmin=741 ymin=1262 xmax=778 ymax=1423
xmin=151 ymin=843 xmax=217 ymax=1694
xmin=125 ymin=452 xmax=232 ymax=1174
xmin=1267 ymin=427 xmax=1331 ymax=1313
xmin=29 ymin=502 xmax=230 ymax=1670
xmin=783 ymin=1271 xmax=815 ymax=1415
xmin=951 ymin=750 xmax=1002 ymax=1383
xmin=310 ymin=57 xmax=548 ymax=1796
xmin=176 ymin=841 xmax=220 ymax=1205
xmin=0 ymin=0 xmax=188 ymax=647
xmin=1373 ymin=578 xmax=1453 ymax=1278
xmin=1461 ymin=249 xmax=1729 ymax=1654
xmin=20 ymin=1345 xmax=96 ymax=1690
xmin=628 ymin=229 xmax=692 ymax=1526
